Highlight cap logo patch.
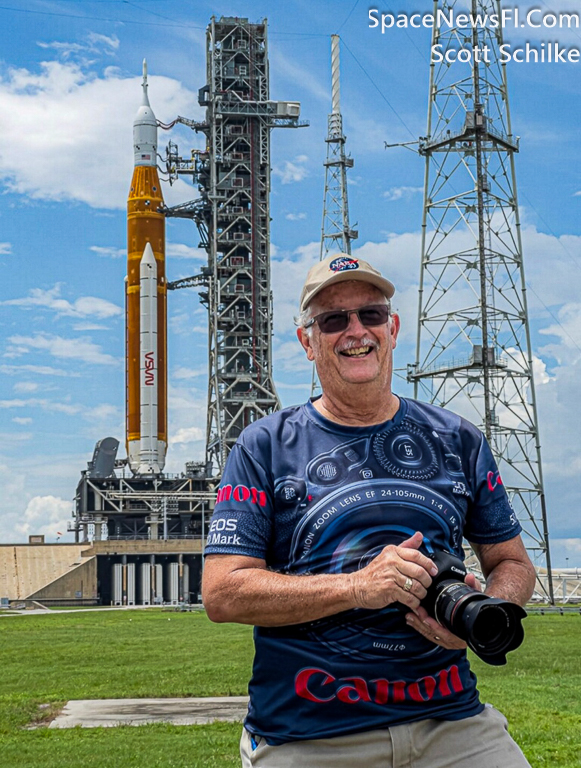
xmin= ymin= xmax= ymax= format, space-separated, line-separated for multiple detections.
xmin=329 ymin=256 xmax=359 ymax=273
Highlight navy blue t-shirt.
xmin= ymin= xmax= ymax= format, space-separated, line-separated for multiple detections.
xmin=205 ymin=397 xmax=521 ymax=745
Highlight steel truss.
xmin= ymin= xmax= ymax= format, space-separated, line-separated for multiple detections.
xmin=409 ymin=0 xmax=553 ymax=600
xmin=71 ymin=471 xmax=209 ymax=542
xmin=165 ymin=16 xmax=304 ymax=475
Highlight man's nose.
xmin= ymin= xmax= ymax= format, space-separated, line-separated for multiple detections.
xmin=345 ymin=309 xmax=368 ymax=334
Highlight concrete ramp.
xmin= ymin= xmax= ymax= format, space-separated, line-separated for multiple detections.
xmin=50 ymin=697 xmax=249 ymax=728
xmin=0 ymin=545 xmax=92 ymax=601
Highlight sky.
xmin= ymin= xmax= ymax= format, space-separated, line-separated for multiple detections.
xmin=0 ymin=0 xmax=579 ymax=568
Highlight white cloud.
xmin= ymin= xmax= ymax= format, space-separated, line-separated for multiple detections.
xmin=169 ymin=310 xmax=207 ymax=337
xmin=0 ymin=398 xmax=122 ymax=429
xmin=383 ymin=186 xmax=423 ymax=202
xmin=84 ymin=403 xmax=122 ymax=423
xmin=0 ymin=431 xmax=32 ymax=442
xmin=72 ymin=322 xmax=109 ymax=331
xmin=6 ymin=333 xmax=119 ymax=366
xmin=15 ymin=495 xmax=72 ymax=540
xmin=172 ymin=366 xmax=207 ymax=380
xmin=521 ymin=225 xmax=581 ymax=310
xmin=167 ymin=242 xmax=206 ymax=260
xmin=0 ymin=363 xmax=78 ymax=377
xmin=13 ymin=382 xmax=39 ymax=393
xmin=0 ymin=462 xmax=28 ymax=542
xmin=164 ymin=383 xmax=208 ymax=472
xmin=539 ymin=302 xmax=581 ymax=360
xmin=3 ymin=284 xmax=122 ymax=319
xmin=273 ymin=155 xmax=310 ymax=185
xmin=90 ymin=245 xmax=125 ymax=259
xmin=87 ymin=33 xmax=120 ymax=52
xmin=37 ymin=33 xmax=119 ymax=60
xmin=0 ymin=242 xmax=11 ymax=254
xmin=286 ymin=212 xmax=307 ymax=221
xmin=274 ymin=340 xmax=313 ymax=374
xmin=547 ymin=538 xmax=581 ymax=568
xmin=0 ymin=60 xmax=197 ymax=208
xmin=559 ymin=539 xmax=581 ymax=554
xmin=170 ymin=426 xmax=205 ymax=446
xmin=0 ymin=398 xmax=81 ymax=416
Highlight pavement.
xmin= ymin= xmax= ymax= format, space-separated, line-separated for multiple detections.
xmin=50 ymin=696 xmax=249 ymax=728
xmin=1 ymin=605 xmax=204 ymax=617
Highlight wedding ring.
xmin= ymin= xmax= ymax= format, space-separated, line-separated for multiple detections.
xmin=403 ymin=577 xmax=413 ymax=592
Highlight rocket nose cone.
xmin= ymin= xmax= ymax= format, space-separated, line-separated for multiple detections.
xmin=141 ymin=242 xmax=156 ymax=265
xmin=134 ymin=61 xmax=156 ymax=125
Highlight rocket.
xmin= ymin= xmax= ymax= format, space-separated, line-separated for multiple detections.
xmin=126 ymin=60 xmax=167 ymax=474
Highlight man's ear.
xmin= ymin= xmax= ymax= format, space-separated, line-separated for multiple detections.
xmin=297 ymin=327 xmax=315 ymax=362
xmin=390 ymin=312 xmax=401 ymax=350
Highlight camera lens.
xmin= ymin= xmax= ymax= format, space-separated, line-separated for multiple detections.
xmin=471 ymin=605 xmax=508 ymax=647
xmin=420 ymin=549 xmax=527 ymax=665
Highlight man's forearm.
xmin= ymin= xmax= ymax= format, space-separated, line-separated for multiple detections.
xmin=204 ymin=565 xmax=358 ymax=626
xmin=483 ymin=558 xmax=536 ymax=605
xmin=471 ymin=539 xmax=536 ymax=606
xmin=203 ymin=535 xmax=437 ymax=626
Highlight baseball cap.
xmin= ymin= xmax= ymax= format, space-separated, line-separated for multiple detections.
xmin=299 ymin=254 xmax=396 ymax=312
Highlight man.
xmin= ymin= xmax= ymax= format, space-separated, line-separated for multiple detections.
xmin=202 ymin=254 xmax=536 ymax=767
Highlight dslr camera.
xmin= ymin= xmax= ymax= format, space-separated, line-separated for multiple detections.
xmin=421 ymin=549 xmax=526 ymax=666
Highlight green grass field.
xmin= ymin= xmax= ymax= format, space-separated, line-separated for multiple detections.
xmin=0 ymin=610 xmax=579 ymax=767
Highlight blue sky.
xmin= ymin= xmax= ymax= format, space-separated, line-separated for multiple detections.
xmin=0 ymin=0 xmax=579 ymax=567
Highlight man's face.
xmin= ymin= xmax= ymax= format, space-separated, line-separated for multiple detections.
xmin=297 ymin=281 xmax=400 ymax=393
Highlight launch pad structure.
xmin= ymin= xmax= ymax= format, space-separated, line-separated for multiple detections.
xmin=68 ymin=17 xmax=304 ymax=605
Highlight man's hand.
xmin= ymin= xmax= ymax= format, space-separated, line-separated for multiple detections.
xmin=404 ymin=572 xmax=482 ymax=649
xmin=349 ymin=531 xmax=439 ymax=612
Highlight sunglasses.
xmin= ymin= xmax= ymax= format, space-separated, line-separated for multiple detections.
xmin=304 ymin=304 xmax=390 ymax=334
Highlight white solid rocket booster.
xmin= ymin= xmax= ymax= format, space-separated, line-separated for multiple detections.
xmin=138 ymin=241 xmax=160 ymax=475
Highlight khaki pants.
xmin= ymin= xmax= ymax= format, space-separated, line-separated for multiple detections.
xmin=240 ymin=704 xmax=531 ymax=768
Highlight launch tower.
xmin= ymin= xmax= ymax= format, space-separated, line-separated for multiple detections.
xmin=409 ymin=0 xmax=553 ymax=599
xmin=166 ymin=16 xmax=304 ymax=475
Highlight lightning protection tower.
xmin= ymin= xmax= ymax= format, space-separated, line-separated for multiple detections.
xmin=165 ymin=17 xmax=305 ymax=476
xmin=408 ymin=0 xmax=553 ymax=600
xmin=320 ymin=35 xmax=358 ymax=259
xmin=311 ymin=35 xmax=358 ymax=396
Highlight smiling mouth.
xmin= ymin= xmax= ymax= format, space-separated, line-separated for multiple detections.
xmin=340 ymin=345 xmax=374 ymax=358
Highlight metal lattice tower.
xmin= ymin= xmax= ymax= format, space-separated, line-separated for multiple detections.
xmin=408 ymin=0 xmax=553 ymax=600
xmin=165 ymin=17 xmax=304 ymax=475
xmin=320 ymin=35 xmax=357 ymax=258
xmin=311 ymin=35 xmax=358 ymax=397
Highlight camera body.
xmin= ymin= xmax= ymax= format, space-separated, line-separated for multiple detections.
xmin=421 ymin=549 xmax=527 ymax=666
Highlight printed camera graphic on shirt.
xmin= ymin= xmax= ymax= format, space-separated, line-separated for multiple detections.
xmin=275 ymin=421 xmax=466 ymax=509
xmin=273 ymin=426 xmax=465 ymax=521
xmin=274 ymin=421 xmax=464 ymax=508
